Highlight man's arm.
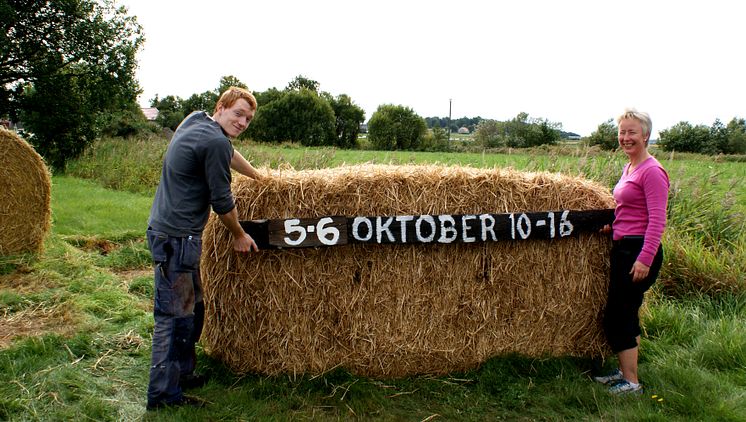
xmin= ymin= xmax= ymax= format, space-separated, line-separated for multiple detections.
xmin=218 ymin=207 xmax=259 ymax=252
xmin=231 ymin=150 xmax=262 ymax=179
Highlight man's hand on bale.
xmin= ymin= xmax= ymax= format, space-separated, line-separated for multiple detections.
xmin=235 ymin=233 xmax=259 ymax=253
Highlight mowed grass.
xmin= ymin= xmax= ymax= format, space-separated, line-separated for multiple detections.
xmin=51 ymin=176 xmax=152 ymax=238
xmin=1 ymin=142 xmax=744 ymax=420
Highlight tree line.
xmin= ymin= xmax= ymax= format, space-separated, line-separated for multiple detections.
xmin=424 ymin=117 xmax=482 ymax=133
xmin=586 ymin=118 xmax=746 ymax=155
xmin=2 ymin=1 xmax=743 ymax=173
xmin=151 ymin=75 xmax=365 ymax=149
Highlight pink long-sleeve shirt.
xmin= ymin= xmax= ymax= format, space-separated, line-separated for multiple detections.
xmin=612 ymin=156 xmax=670 ymax=267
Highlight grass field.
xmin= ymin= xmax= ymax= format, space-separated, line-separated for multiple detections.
xmin=1 ymin=140 xmax=745 ymax=420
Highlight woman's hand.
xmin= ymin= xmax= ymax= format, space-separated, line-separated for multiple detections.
xmin=630 ymin=260 xmax=650 ymax=282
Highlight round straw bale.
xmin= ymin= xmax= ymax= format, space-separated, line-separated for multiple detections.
xmin=0 ymin=128 xmax=52 ymax=256
xmin=201 ymin=164 xmax=615 ymax=378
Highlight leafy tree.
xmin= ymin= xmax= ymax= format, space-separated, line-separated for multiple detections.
xmin=246 ymin=89 xmax=335 ymax=146
xmin=149 ymin=76 xmax=250 ymax=131
xmin=586 ymin=119 xmax=618 ymax=150
xmin=217 ymin=75 xmax=248 ymax=94
xmin=530 ymin=117 xmax=561 ymax=146
xmin=499 ymin=112 xmax=560 ymax=147
xmin=420 ymin=126 xmax=450 ymax=152
xmin=98 ymin=102 xmax=156 ymax=138
xmin=707 ymin=119 xmax=728 ymax=155
xmin=245 ymin=77 xmax=363 ymax=147
xmin=19 ymin=69 xmax=96 ymax=171
xmin=453 ymin=116 xmax=482 ymax=133
xmin=474 ymin=119 xmax=506 ymax=148
xmin=367 ymin=104 xmax=426 ymax=150
xmin=327 ymin=93 xmax=365 ymax=148
xmin=658 ymin=122 xmax=711 ymax=153
xmin=425 ymin=116 xmax=444 ymax=129
xmin=151 ymin=95 xmax=185 ymax=131
xmin=705 ymin=118 xmax=746 ymax=155
xmin=424 ymin=116 xmax=482 ymax=133
xmin=286 ymin=75 xmax=320 ymax=92
xmin=182 ymin=91 xmax=219 ymax=116
xmin=253 ymin=87 xmax=283 ymax=110
xmin=3 ymin=0 xmax=143 ymax=170
xmin=724 ymin=117 xmax=746 ymax=155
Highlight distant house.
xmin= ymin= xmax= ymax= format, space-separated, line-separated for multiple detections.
xmin=141 ymin=107 xmax=159 ymax=121
xmin=457 ymin=126 xmax=470 ymax=134
xmin=359 ymin=123 xmax=368 ymax=134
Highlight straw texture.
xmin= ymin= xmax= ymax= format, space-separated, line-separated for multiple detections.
xmin=0 ymin=128 xmax=51 ymax=256
xmin=202 ymin=164 xmax=615 ymax=378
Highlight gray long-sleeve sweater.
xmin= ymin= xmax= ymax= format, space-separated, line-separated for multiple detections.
xmin=148 ymin=111 xmax=235 ymax=237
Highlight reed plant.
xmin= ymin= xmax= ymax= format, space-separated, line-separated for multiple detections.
xmin=663 ymin=175 xmax=745 ymax=295
xmin=64 ymin=135 xmax=167 ymax=195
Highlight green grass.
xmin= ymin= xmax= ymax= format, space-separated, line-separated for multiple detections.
xmin=2 ymin=142 xmax=745 ymax=420
xmin=66 ymin=137 xmax=746 ymax=209
xmin=51 ymin=176 xmax=152 ymax=238
xmin=64 ymin=137 xmax=746 ymax=295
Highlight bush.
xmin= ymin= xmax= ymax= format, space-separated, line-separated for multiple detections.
xmin=659 ymin=118 xmax=746 ymax=155
xmin=367 ymin=104 xmax=426 ymax=150
xmin=474 ymin=119 xmax=505 ymax=148
xmin=418 ymin=127 xmax=451 ymax=152
xmin=585 ymin=119 xmax=618 ymax=150
xmin=327 ymin=93 xmax=365 ymax=149
xmin=659 ymin=122 xmax=711 ymax=153
xmin=246 ymin=89 xmax=336 ymax=146
xmin=98 ymin=105 xmax=159 ymax=138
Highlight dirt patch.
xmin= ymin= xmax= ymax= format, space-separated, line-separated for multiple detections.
xmin=116 ymin=268 xmax=152 ymax=281
xmin=0 ymin=271 xmax=59 ymax=293
xmin=0 ymin=302 xmax=78 ymax=349
xmin=73 ymin=238 xmax=118 ymax=255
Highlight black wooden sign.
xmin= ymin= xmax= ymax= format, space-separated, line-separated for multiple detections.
xmin=240 ymin=209 xmax=615 ymax=250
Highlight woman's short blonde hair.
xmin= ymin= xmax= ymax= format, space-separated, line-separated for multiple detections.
xmin=214 ymin=86 xmax=257 ymax=114
xmin=616 ymin=108 xmax=652 ymax=140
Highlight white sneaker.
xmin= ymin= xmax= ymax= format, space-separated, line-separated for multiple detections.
xmin=608 ymin=380 xmax=643 ymax=395
xmin=593 ymin=368 xmax=624 ymax=385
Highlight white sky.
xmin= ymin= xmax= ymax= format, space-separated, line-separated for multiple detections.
xmin=118 ymin=0 xmax=745 ymax=137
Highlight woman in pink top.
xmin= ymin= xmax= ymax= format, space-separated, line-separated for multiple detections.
xmin=593 ymin=109 xmax=669 ymax=395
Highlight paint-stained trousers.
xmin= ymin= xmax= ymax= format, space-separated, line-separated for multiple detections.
xmin=145 ymin=228 xmax=204 ymax=407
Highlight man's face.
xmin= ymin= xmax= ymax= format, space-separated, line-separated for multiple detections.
xmin=214 ymin=98 xmax=255 ymax=138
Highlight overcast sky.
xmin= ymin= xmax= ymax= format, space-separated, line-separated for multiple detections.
xmin=118 ymin=0 xmax=744 ymax=137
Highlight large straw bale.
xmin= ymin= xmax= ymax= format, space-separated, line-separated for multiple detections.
xmin=202 ymin=164 xmax=615 ymax=378
xmin=0 ymin=128 xmax=51 ymax=256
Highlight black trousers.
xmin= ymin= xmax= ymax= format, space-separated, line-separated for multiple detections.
xmin=603 ymin=236 xmax=664 ymax=353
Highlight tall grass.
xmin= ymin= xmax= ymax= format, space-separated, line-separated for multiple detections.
xmin=64 ymin=135 xmax=166 ymax=195
xmin=65 ymin=136 xmax=746 ymax=296
xmin=1 ymin=160 xmax=745 ymax=419
xmin=663 ymin=175 xmax=746 ymax=295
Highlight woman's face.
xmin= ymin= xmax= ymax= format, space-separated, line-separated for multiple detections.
xmin=618 ymin=118 xmax=648 ymax=158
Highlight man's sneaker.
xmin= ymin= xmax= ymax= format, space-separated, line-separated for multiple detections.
xmin=608 ymin=380 xmax=643 ymax=395
xmin=593 ymin=368 xmax=624 ymax=385
xmin=146 ymin=394 xmax=206 ymax=411
xmin=180 ymin=373 xmax=209 ymax=390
